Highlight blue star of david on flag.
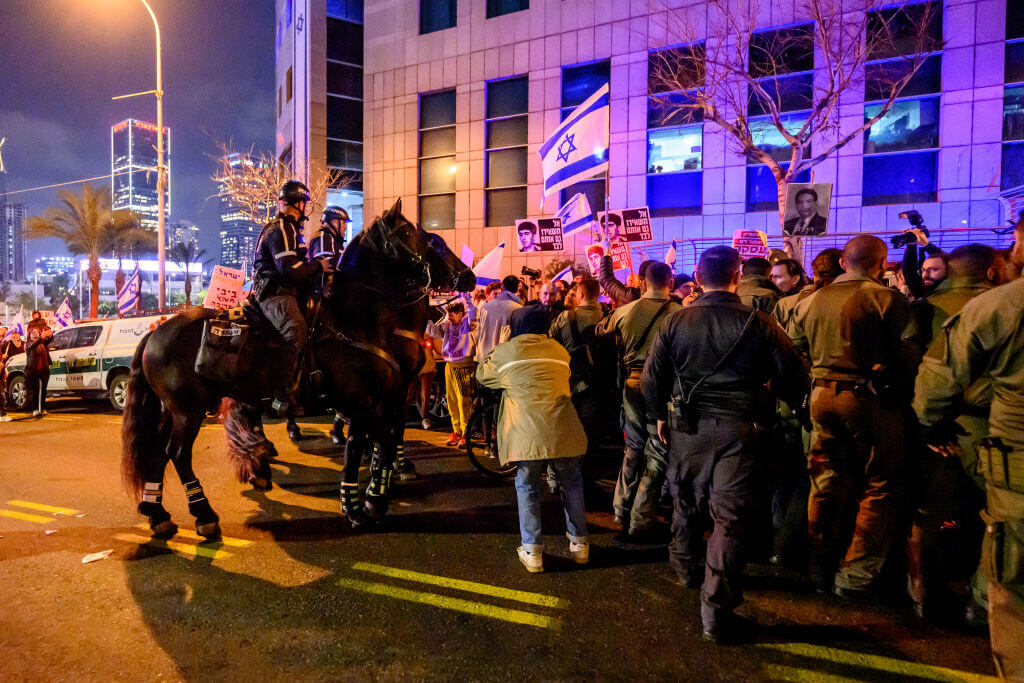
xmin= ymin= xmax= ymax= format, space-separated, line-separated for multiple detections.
xmin=556 ymin=134 xmax=577 ymax=163
xmin=539 ymin=82 xmax=610 ymax=207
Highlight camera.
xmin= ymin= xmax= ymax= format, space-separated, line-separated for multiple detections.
xmin=891 ymin=210 xmax=929 ymax=248
xmin=521 ymin=266 xmax=541 ymax=280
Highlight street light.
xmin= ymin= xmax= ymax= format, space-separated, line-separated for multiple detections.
xmin=111 ymin=0 xmax=166 ymax=311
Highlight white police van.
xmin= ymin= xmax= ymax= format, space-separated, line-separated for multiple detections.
xmin=5 ymin=315 xmax=164 ymax=412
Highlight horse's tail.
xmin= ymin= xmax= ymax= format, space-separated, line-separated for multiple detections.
xmin=220 ymin=397 xmax=276 ymax=489
xmin=121 ymin=331 xmax=162 ymax=499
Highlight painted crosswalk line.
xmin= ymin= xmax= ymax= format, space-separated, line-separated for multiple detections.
xmin=336 ymin=576 xmax=562 ymax=630
xmin=7 ymin=500 xmax=81 ymax=516
xmin=0 ymin=509 xmax=54 ymax=524
xmin=133 ymin=524 xmax=253 ymax=547
xmin=115 ymin=533 xmax=234 ymax=560
xmin=352 ymin=561 xmax=567 ymax=608
xmin=758 ymin=643 xmax=997 ymax=682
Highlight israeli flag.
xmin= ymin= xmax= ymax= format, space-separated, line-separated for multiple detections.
xmin=555 ymin=192 xmax=595 ymax=238
xmin=3 ymin=307 xmax=25 ymax=341
xmin=54 ymin=298 xmax=74 ymax=329
xmin=552 ymin=265 xmax=574 ymax=284
xmin=473 ymin=242 xmax=505 ymax=286
xmin=539 ymin=83 xmax=610 ymax=207
xmin=665 ymin=240 xmax=677 ymax=272
xmin=117 ymin=266 xmax=141 ymax=316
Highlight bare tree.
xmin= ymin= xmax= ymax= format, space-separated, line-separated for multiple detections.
xmin=211 ymin=143 xmax=354 ymax=226
xmin=649 ymin=0 xmax=942 ymax=250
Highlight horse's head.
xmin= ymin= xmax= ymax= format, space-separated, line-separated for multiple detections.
xmin=374 ymin=198 xmax=476 ymax=292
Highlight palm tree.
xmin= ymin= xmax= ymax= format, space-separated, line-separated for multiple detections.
xmin=169 ymin=240 xmax=208 ymax=306
xmin=26 ymin=183 xmax=153 ymax=318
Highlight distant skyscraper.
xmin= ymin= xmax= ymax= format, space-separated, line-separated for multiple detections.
xmin=111 ymin=118 xmax=171 ymax=232
xmin=217 ymin=153 xmax=263 ymax=273
xmin=167 ymin=221 xmax=200 ymax=250
xmin=0 ymin=146 xmax=27 ymax=282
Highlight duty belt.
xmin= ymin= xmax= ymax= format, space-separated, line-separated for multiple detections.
xmin=978 ymin=437 xmax=1024 ymax=495
xmin=811 ymin=377 xmax=864 ymax=393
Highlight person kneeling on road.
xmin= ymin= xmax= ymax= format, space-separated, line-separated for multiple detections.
xmin=476 ymin=305 xmax=589 ymax=573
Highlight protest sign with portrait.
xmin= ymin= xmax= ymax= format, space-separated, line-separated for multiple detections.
xmin=783 ymin=183 xmax=832 ymax=236
xmin=515 ymin=217 xmax=564 ymax=252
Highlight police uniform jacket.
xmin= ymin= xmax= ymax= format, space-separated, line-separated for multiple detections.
xmin=309 ymin=226 xmax=344 ymax=262
xmin=641 ymin=291 xmax=808 ymax=423
xmin=252 ymin=213 xmax=321 ymax=295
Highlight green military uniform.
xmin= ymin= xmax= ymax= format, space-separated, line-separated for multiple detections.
xmin=915 ymin=277 xmax=1024 ymax=679
xmin=737 ymin=273 xmax=780 ymax=312
xmin=790 ymin=272 xmax=921 ymax=593
xmin=909 ymin=277 xmax=994 ymax=617
xmin=596 ymin=293 xmax=680 ymax=533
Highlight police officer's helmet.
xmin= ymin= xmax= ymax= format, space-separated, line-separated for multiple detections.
xmin=322 ymin=205 xmax=351 ymax=224
xmin=279 ymin=180 xmax=311 ymax=205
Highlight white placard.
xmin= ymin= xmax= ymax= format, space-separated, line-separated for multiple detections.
xmin=203 ymin=266 xmax=246 ymax=310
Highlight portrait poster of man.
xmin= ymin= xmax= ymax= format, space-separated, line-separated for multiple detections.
xmin=598 ymin=207 xmax=653 ymax=243
xmin=515 ymin=217 xmax=564 ymax=253
xmin=783 ymin=183 xmax=832 ymax=236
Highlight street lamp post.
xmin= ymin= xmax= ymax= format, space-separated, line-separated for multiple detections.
xmin=112 ymin=0 xmax=166 ymax=310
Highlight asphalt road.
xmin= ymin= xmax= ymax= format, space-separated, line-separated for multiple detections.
xmin=0 ymin=397 xmax=999 ymax=681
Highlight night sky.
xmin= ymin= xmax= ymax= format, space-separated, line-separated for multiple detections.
xmin=0 ymin=0 xmax=276 ymax=266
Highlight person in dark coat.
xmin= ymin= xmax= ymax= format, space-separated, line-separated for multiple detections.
xmin=25 ymin=327 xmax=54 ymax=417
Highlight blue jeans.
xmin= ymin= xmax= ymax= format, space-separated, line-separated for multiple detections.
xmin=514 ymin=457 xmax=588 ymax=552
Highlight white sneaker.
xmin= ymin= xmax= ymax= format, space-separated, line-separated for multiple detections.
xmin=0 ymin=415 xmax=11 ymax=422
xmin=517 ymin=546 xmax=543 ymax=573
xmin=421 ymin=419 xmax=431 ymax=430
xmin=569 ymin=540 xmax=589 ymax=565
xmin=32 ymin=410 xmax=41 ymax=417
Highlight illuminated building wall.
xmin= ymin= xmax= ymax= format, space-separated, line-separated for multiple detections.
xmin=217 ymin=153 xmax=263 ymax=273
xmin=110 ymin=118 xmax=171 ymax=234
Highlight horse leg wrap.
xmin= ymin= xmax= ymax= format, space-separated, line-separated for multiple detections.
xmin=139 ymin=483 xmax=176 ymax=537
xmin=340 ymin=481 xmax=371 ymax=527
xmin=394 ymin=442 xmax=418 ymax=481
xmin=184 ymin=479 xmax=219 ymax=525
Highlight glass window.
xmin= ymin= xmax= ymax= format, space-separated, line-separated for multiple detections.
xmin=75 ymin=326 xmax=103 ymax=348
xmin=327 ymin=0 xmax=364 ymax=23
xmin=865 ymin=54 xmax=941 ymax=101
xmin=487 ymin=0 xmax=527 ymax=19
xmin=486 ymin=76 xmax=529 ymax=118
xmin=486 ymin=117 xmax=528 ymax=148
xmin=420 ymin=90 xmax=457 ymax=129
xmin=867 ymin=3 xmax=943 ymax=60
xmin=749 ymin=24 xmax=814 ymax=78
xmin=746 ymin=164 xmax=810 ymax=212
xmin=864 ymin=97 xmax=939 ymax=154
xmin=49 ymin=328 xmax=76 ymax=351
xmin=327 ymin=62 xmax=363 ymax=99
xmin=326 ymin=96 xmax=363 ymax=141
xmin=862 ymin=150 xmax=937 ymax=205
xmin=420 ymin=127 xmax=456 ymax=157
xmin=647 ymin=126 xmax=702 ymax=174
xmin=561 ymin=61 xmax=611 ymax=112
xmin=1005 ymin=86 xmax=1024 ymax=141
xmin=326 ymin=18 xmax=364 ymax=65
xmin=486 ymin=188 xmax=527 ymax=227
xmin=487 ymin=148 xmax=527 ymax=188
xmin=560 ymin=179 xmax=605 ymax=215
xmin=1007 ymin=41 xmax=1024 ymax=85
xmin=748 ymin=72 xmax=813 ymax=116
xmin=327 ymin=140 xmax=363 ymax=169
xmin=1009 ymin=0 xmax=1024 ymax=40
xmin=419 ymin=157 xmax=457 ymax=195
xmin=1003 ymin=142 xmax=1024 ymax=190
xmin=419 ymin=194 xmax=455 ymax=231
xmin=421 ymin=0 xmax=456 ymax=34
xmin=286 ymin=67 xmax=293 ymax=102
xmin=747 ymin=115 xmax=810 ymax=164
xmin=647 ymin=172 xmax=702 ymax=217
xmin=648 ymin=91 xmax=703 ymax=128
xmin=649 ymin=45 xmax=704 ymax=93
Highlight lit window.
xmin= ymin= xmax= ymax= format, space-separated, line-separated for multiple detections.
xmin=486 ymin=76 xmax=528 ymax=227
xmin=647 ymin=126 xmax=702 ymax=174
xmin=419 ymin=90 xmax=457 ymax=230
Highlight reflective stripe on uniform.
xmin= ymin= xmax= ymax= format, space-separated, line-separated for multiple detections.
xmin=274 ymin=250 xmax=297 ymax=259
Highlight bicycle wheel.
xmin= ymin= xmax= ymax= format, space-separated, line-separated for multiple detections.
xmin=464 ymin=407 xmax=516 ymax=479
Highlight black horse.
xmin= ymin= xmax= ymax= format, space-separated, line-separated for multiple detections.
xmin=121 ymin=199 xmax=474 ymax=538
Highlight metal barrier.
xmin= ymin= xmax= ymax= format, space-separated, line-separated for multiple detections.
xmin=626 ymin=227 xmax=1014 ymax=275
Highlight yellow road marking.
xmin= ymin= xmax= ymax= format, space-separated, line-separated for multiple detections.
xmin=352 ymin=562 xmax=567 ymax=609
xmin=761 ymin=664 xmax=863 ymax=682
xmin=115 ymin=533 xmax=233 ymax=560
xmin=41 ymin=416 xmax=75 ymax=421
xmin=7 ymin=500 xmax=80 ymax=515
xmin=336 ymin=577 xmax=562 ymax=630
xmin=758 ymin=643 xmax=997 ymax=682
xmin=134 ymin=524 xmax=252 ymax=547
xmin=0 ymin=508 xmax=54 ymax=524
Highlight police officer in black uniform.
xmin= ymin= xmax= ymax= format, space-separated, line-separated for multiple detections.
xmin=252 ymin=180 xmax=330 ymax=414
xmin=309 ymin=205 xmax=350 ymax=264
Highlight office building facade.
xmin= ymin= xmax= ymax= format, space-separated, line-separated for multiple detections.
xmin=111 ymin=118 xmax=171 ymax=233
xmin=167 ymin=221 xmax=200 ymax=250
xmin=217 ymin=154 xmax=264 ymax=273
xmin=351 ymin=0 xmax=1022 ymax=275
xmin=1 ymin=201 xmax=26 ymax=283
xmin=275 ymin=0 xmax=365 ymax=238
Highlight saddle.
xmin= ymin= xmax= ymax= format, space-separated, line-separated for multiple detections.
xmin=195 ymin=299 xmax=278 ymax=383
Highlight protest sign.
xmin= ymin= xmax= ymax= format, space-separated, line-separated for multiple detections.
xmin=731 ymin=230 xmax=770 ymax=259
xmin=609 ymin=239 xmax=632 ymax=272
xmin=515 ymin=218 xmax=564 ymax=252
xmin=202 ymin=265 xmax=246 ymax=310
xmin=598 ymin=207 xmax=653 ymax=243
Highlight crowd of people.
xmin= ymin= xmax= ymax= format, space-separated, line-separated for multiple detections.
xmin=0 ymin=310 xmax=54 ymax=420
xmin=420 ymin=222 xmax=1024 ymax=673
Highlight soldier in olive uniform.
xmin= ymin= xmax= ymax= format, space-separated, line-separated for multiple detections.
xmin=596 ymin=262 xmax=681 ymax=540
xmin=790 ymin=235 xmax=922 ymax=598
xmin=909 ymin=245 xmax=1006 ymax=623
xmin=736 ymin=257 xmax=781 ymax=312
xmin=915 ymin=221 xmax=1024 ymax=679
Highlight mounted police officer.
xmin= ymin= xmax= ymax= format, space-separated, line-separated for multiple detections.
xmin=310 ymin=205 xmax=350 ymax=264
xmin=252 ymin=180 xmax=331 ymax=415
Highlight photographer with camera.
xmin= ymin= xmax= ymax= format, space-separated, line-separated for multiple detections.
xmin=642 ymin=246 xmax=807 ymax=643
xmin=894 ymin=211 xmax=947 ymax=300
